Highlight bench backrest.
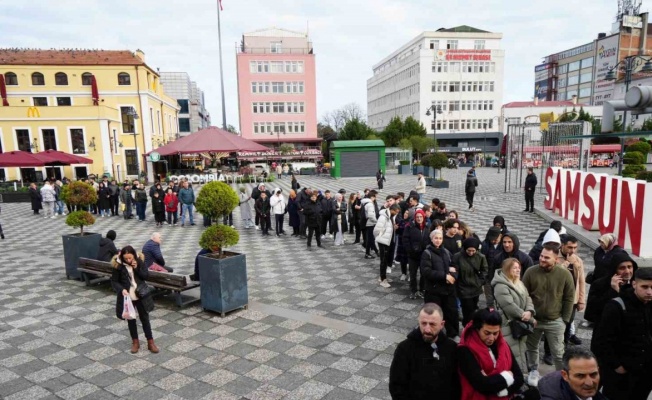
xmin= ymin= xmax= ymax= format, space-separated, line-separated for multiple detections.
xmin=78 ymin=257 xmax=188 ymax=288
xmin=78 ymin=258 xmax=114 ymax=274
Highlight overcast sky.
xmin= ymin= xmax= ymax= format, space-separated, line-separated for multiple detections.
xmin=2 ymin=0 xmax=627 ymax=129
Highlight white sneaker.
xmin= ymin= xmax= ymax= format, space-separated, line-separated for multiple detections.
xmin=255 ymin=226 xmax=260 ymax=230
xmin=320 ymin=235 xmax=325 ymax=239
xmin=327 ymin=234 xmax=332 ymax=238
xmin=527 ymin=370 xmax=540 ymax=387
xmin=379 ymin=279 xmax=391 ymax=288
xmin=387 ymin=267 xmax=392 ymax=275
xmin=400 ymin=274 xmax=407 ymax=281
xmin=50 ymin=216 xmax=56 ymax=219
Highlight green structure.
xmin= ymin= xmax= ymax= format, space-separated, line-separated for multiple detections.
xmin=329 ymin=140 xmax=386 ymax=178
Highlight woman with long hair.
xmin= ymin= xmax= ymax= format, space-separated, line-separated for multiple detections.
xmin=110 ymin=246 xmax=159 ymax=354
xmin=287 ymin=189 xmax=301 ymax=236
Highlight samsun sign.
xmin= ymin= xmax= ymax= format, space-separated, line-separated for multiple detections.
xmin=544 ymin=167 xmax=652 ymax=257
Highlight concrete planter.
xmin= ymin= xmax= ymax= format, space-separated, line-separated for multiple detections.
xmin=398 ymin=165 xmax=411 ymax=174
xmin=430 ymin=180 xmax=450 ymax=189
xmin=62 ymin=233 xmax=102 ymax=280
xmin=198 ymin=252 xmax=248 ymax=317
xmin=0 ymin=192 xmax=31 ymax=203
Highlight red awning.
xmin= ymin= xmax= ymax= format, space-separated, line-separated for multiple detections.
xmin=522 ymin=145 xmax=580 ymax=153
xmin=149 ymin=126 xmax=270 ymax=156
xmin=0 ymin=150 xmax=46 ymax=167
xmin=34 ymin=150 xmax=93 ymax=165
xmin=91 ymin=75 xmax=99 ymax=106
xmin=0 ymin=74 xmax=8 ymax=106
xmin=591 ymin=144 xmax=621 ymax=153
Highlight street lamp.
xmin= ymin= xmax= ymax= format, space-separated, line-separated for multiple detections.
xmin=270 ymin=129 xmax=286 ymax=149
xmin=605 ymin=55 xmax=652 ymax=175
xmin=425 ymin=105 xmax=443 ymax=151
xmin=126 ymin=107 xmax=140 ymax=176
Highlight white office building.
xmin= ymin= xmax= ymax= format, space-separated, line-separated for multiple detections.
xmin=160 ymin=72 xmax=210 ymax=136
xmin=367 ymin=26 xmax=505 ymax=155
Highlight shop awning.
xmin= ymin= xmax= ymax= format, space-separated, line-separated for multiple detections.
xmin=0 ymin=150 xmax=46 ymax=167
xmin=149 ymin=126 xmax=269 ymax=156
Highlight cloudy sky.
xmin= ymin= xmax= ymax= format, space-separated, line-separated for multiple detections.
xmin=2 ymin=0 xmax=623 ymax=128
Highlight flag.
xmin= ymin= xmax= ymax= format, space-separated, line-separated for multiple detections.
xmin=218 ymin=0 xmax=223 ymax=10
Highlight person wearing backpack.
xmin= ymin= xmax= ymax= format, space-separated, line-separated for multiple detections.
xmin=464 ymin=169 xmax=478 ymax=212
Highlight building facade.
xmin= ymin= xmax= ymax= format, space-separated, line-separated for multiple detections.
xmin=0 ymin=49 xmax=180 ymax=182
xmin=236 ymin=27 xmax=320 ymax=150
xmin=367 ymin=26 xmax=505 ymax=157
xmin=159 ymin=72 xmax=210 ymax=135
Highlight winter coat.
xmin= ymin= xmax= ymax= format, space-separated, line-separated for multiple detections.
xmin=120 ymin=189 xmax=132 ymax=206
xmin=592 ymin=288 xmax=652 ymax=372
xmin=254 ymin=197 xmax=271 ymax=217
xmin=538 ymin=371 xmax=609 ymax=400
xmin=389 ymin=328 xmax=459 ymax=400
xmin=443 ymin=234 xmax=463 ymax=256
xmin=110 ymin=255 xmax=149 ymax=319
xmin=403 ymin=222 xmax=430 ymax=259
xmin=415 ymin=176 xmax=426 ymax=194
xmin=376 ymin=171 xmax=386 ymax=189
xmin=373 ymin=209 xmax=395 ymax=246
xmin=492 ymin=270 xmax=536 ymax=345
xmin=320 ymin=197 xmax=334 ymax=218
xmin=585 ymin=252 xmax=638 ymax=323
xmin=142 ymin=239 xmax=166 ymax=268
xmin=291 ymin=178 xmax=300 ymax=191
xmin=108 ymin=183 xmax=119 ymax=196
xmin=287 ymin=197 xmax=300 ymax=228
xmin=395 ymin=219 xmax=410 ymax=264
xmin=493 ymin=233 xmax=533 ymax=278
xmin=592 ymin=245 xmax=628 ymax=283
xmin=178 ymin=187 xmax=195 ymax=205
xmin=97 ymin=237 xmax=118 ymax=262
xmin=295 ymin=188 xmax=310 ymax=210
xmin=557 ymin=252 xmax=586 ymax=306
xmin=29 ymin=187 xmax=42 ymax=211
xmin=465 ymin=176 xmax=478 ymax=194
xmin=421 ymin=244 xmax=456 ymax=296
xmin=361 ymin=198 xmax=377 ymax=227
xmin=135 ymin=188 xmax=148 ymax=203
xmin=40 ymin=184 xmax=56 ymax=202
xmin=151 ymin=196 xmax=164 ymax=214
xmin=164 ymin=193 xmax=179 ymax=212
xmin=238 ymin=192 xmax=252 ymax=220
xmin=453 ymin=251 xmax=488 ymax=299
xmin=302 ymin=200 xmax=322 ymax=228
xmin=98 ymin=187 xmax=111 ymax=209
xmin=524 ymin=173 xmax=537 ymax=191
xmin=331 ymin=200 xmax=348 ymax=233
xmin=270 ymin=191 xmax=286 ymax=215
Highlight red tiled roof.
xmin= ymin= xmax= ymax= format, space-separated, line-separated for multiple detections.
xmin=0 ymin=49 xmax=145 ymax=66
xmin=502 ymin=101 xmax=585 ymax=108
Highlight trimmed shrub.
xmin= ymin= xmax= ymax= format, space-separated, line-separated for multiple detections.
xmin=60 ymin=181 xmax=97 ymax=207
xmin=627 ymin=141 xmax=652 ymax=154
xmin=623 ymin=164 xmax=646 ymax=178
xmin=636 ymin=170 xmax=652 ymax=182
xmin=195 ymin=181 xmax=239 ymax=221
xmin=65 ymin=211 xmax=96 ymax=235
xmin=199 ymin=224 xmax=240 ymax=258
xmin=399 ymin=160 xmax=410 ymax=165
xmin=623 ymin=151 xmax=645 ymax=165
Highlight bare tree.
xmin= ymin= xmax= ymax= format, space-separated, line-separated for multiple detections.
xmin=321 ymin=103 xmax=367 ymax=133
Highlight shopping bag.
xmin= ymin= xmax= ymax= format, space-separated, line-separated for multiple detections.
xmin=122 ymin=295 xmax=137 ymax=320
xmin=120 ymin=203 xmax=126 ymax=212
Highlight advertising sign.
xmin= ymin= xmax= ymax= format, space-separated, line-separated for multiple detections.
xmin=593 ymin=34 xmax=619 ymax=106
xmin=436 ymin=49 xmax=492 ymax=61
xmin=534 ymin=64 xmax=550 ymax=100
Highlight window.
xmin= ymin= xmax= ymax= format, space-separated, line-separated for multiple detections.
xmin=449 ymin=82 xmax=460 ymax=92
xmin=81 ymin=72 xmax=93 ymax=85
xmin=474 ymin=40 xmax=485 ymax=50
xmin=579 ymin=87 xmax=592 ymax=98
xmin=270 ymin=42 xmax=282 ymax=53
xmin=118 ymin=72 xmax=131 ymax=85
xmin=272 ymin=102 xmax=285 ymax=113
xmin=580 ymin=72 xmax=592 ymax=83
xmin=568 ymin=61 xmax=581 ymax=72
xmin=125 ymin=150 xmax=138 ymax=175
xmin=120 ymin=106 xmax=136 ymax=133
xmin=568 ymin=75 xmax=579 ymax=86
xmin=179 ymin=118 xmax=190 ymax=132
xmin=581 ymin=57 xmax=594 ymax=69
xmin=31 ymin=72 xmax=44 ymax=86
xmin=432 ymin=62 xmax=447 ymax=73
xmin=558 ymin=64 xmax=569 ymax=74
xmin=566 ymin=90 xmax=578 ymax=100
xmin=33 ymin=97 xmax=48 ymax=106
xmin=42 ymin=129 xmax=57 ymax=150
xmin=447 ymin=40 xmax=458 ymax=50
xmin=150 ymin=108 xmax=155 ymax=133
xmin=69 ymin=129 xmax=86 ymax=154
xmin=177 ymin=99 xmax=189 ymax=113
xmin=251 ymin=82 xmax=257 ymax=93
xmin=16 ymin=129 xmax=31 ymax=152
xmin=449 ymin=101 xmax=460 ymax=111
xmin=55 ymin=72 xmax=68 ymax=85
xmin=558 ymin=78 xmax=567 ymax=88
xmin=429 ymin=40 xmax=439 ymax=50
xmin=4 ymin=72 xmax=17 ymax=85
xmin=270 ymin=61 xmax=284 ymax=73
xmin=273 ymin=122 xmax=285 ymax=133
xmin=56 ymin=97 xmax=71 ymax=106
xmin=272 ymin=82 xmax=284 ymax=93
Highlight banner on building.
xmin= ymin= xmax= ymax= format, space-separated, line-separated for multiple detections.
xmin=592 ymin=34 xmax=619 ymax=106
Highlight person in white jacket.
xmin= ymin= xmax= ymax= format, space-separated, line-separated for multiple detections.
xmin=269 ymin=188 xmax=287 ymax=237
xmin=415 ymin=172 xmax=426 ymax=204
xmin=40 ymin=181 xmax=57 ymax=218
xmin=374 ymin=204 xmax=400 ymax=287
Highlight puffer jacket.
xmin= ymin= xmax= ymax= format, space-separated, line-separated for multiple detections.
xmin=452 ymin=251 xmax=488 ymax=299
xmin=40 ymin=185 xmax=56 ymax=202
xmin=361 ymin=198 xmax=377 ymax=227
xmin=420 ymin=244 xmax=456 ymax=296
xmin=373 ymin=208 xmax=395 ymax=246
xmin=492 ymin=270 xmax=535 ymax=339
xmin=269 ymin=189 xmax=286 ymax=215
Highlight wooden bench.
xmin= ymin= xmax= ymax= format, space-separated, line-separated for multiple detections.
xmin=77 ymin=258 xmax=200 ymax=307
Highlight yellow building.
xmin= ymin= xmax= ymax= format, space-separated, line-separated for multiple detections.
xmin=0 ymin=48 xmax=180 ymax=182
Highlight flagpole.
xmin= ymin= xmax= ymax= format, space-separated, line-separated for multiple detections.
xmin=217 ymin=0 xmax=227 ymax=130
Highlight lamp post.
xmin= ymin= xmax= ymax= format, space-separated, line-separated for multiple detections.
xmin=604 ymin=55 xmax=652 ymax=175
xmin=425 ymin=105 xmax=443 ymax=152
xmin=126 ymin=107 xmax=140 ymax=176
xmin=270 ymin=129 xmax=285 ymax=150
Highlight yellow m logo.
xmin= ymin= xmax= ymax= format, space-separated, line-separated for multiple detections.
xmin=27 ymin=107 xmax=40 ymax=118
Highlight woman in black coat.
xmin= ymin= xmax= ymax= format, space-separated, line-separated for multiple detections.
xmin=98 ymin=182 xmax=112 ymax=217
xmin=111 ymin=246 xmax=159 ymax=354
xmin=590 ymin=233 xmax=627 ymax=283
xmin=287 ymin=190 xmax=301 ymax=236
xmin=291 ymin=174 xmax=300 ymax=192
xmin=29 ymin=183 xmax=42 ymax=214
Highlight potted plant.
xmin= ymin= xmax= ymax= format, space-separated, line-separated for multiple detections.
xmin=398 ymin=160 xmax=411 ymax=174
xmin=194 ymin=181 xmax=247 ymax=316
xmin=60 ymin=181 xmax=101 ymax=280
xmin=412 ymin=161 xmax=423 ymax=175
xmin=428 ymin=152 xmax=451 ymax=188
xmin=0 ymin=184 xmax=31 ymax=203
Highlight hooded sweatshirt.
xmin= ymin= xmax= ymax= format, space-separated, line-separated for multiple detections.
xmin=97 ymin=237 xmax=118 ymax=262
xmin=493 ymin=232 xmax=533 ymax=278
xmin=493 ymin=216 xmax=509 ymax=235
xmin=269 ymin=188 xmax=286 ymax=215
xmin=584 ymin=252 xmax=638 ymax=323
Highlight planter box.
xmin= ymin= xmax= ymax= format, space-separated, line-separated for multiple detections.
xmin=413 ymin=166 xmax=425 ymax=175
xmin=430 ymin=180 xmax=450 ymax=189
xmin=62 ymin=233 xmax=102 ymax=280
xmin=198 ymin=252 xmax=248 ymax=317
xmin=398 ymin=165 xmax=411 ymax=174
xmin=0 ymin=192 xmax=31 ymax=203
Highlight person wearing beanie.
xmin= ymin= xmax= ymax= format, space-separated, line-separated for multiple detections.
xmin=452 ymin=237 xmax=488 ymax=325
xmin=481 ymin=226 xmax=503 ymax=307
xmin=464 ymin=169 xmax=478 ymax=212
xmin=97 ymin=230 xmax=118 ymax=262
xmin=529 ymin=221 xmax=564 ymax=261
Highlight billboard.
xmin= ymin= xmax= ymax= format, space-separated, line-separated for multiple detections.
xmin=593 ymin=34 xmax=619 ymax=106
xmin=534 ymin=63 xmax=550 ymax=100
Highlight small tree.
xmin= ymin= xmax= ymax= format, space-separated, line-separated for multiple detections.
xmin=627 ymin=141 xmax=651 ymax=154
xmin=195 ymin=181 xmax=240 ymax=258
xmin=429 ymin=152 xmax=449 ymax=180
xmin=60 ymin=181 xmax=97 ymax=235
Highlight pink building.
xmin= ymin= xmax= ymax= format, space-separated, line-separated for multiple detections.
xmin=236 ymin=28 xmax=320 ymax=152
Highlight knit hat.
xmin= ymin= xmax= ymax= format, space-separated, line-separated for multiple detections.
xmin=485 ymin=226 xmax=502 ymax=241
xmin=463 ymin=237 xmax=481 ymax=251
xmin=542 ymin=228 xmax=561 ymax=245
xmin=106 ymin=230 xmax=116 ymax=241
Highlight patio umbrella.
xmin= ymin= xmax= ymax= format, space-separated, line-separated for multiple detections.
xmin=0 ymin=74 xmax=8 ymax=106
xmin=34 ymin=150 xmax=93 ymax=165
xmin=0 ymin=150 xmax=46 ymax=167
xmin=149 ymin=126 xmax=270 ymax=156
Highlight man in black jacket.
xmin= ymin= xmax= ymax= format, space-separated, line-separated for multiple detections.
xmin=481 ymin=226 xmax=502 ymax=307
xmin=591 ymin=268 xmax=652 ymax=400
xmin=320 ymin=190 xmax=334 ymax=238
xmin=493 ymin=232 xmax=533 ymax=278
xmin=389 ymin=303 xmax=459 ymax=400
xmin=584 ymin=252 xmax=637 ymax=324
xmin=295 ymin=187 xmax=312 ymax=238
xmin=97 ymin=230 xmax=118 ymax=262
xmin=538 ymin=348 xmax=607 ymax=400
xmin=302 ymin=192 xmax=323 ymax=249
xmin=524 ymin=167 xmax=537 ymax=213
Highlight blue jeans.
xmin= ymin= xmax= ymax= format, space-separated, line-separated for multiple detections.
xmin=418 ymin=194 xmax=424 ymax=204
xmin=56 ymin=201 xmax=65 ymax=215
xmin=181 ymin=204 xmax=194 ymax=225
xmin=136 ymin=202 xmax=146 ymax=221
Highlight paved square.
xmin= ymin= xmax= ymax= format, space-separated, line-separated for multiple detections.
xmin=0 ymin=167 xmax=597 ymax=399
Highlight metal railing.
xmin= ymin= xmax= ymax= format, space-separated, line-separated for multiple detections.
xmin=237 ymin=47 xmax=313 ymax=55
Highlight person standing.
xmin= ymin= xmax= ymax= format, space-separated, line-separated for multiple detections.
xmin=481 ymin=226 xmax=503 ymax=307
xmin=109 ymin=179 xmax=120 ymax=216
xmin=415 ymin=172 xmax=426 ymax=204
xmin=538 ymin=348 xmax=607 ymax=400
xmin=376 ymin=169 xmax=386 ymax=190
xmin=302 ymin=192 xmax=323 ymax=249
xmin=320 ymin=190 xmax=334 ymax=239
xmin=110 ymin=246 xmax=159 ymax=354
xmin=291 ymin=174 xmax=300 ymax=192
xmin=453 ymin=237 xmax=488 ymax=325
xmin=591 ymin=233 xmax=627 ymax=284
xmin=524 ymin=167 xmax=537 ymax=213
xmin=403 ymin=209 xmax=430 ymax=299
xmin=254 ymin=191 xmax=271 ymax=236
xmin=523 ymin=245 xmax=575 ymax=384
xmin=332 ymin=193 xmax=347 ymax=246
xmin=98 ymin=182 xmax=112 ymax=217
xmin=493 ymin=232 xmax=533 ymax=278
xmin=362 ymin=190 xmax=379 ymax=259
xmin=120 ymin=183 xmax=134 ymax=219
xmin=442 ymin=219 xmax=463 ymax=256
xmin=163 ymin=188 xmax=179 ymax=226
xmin=374 ymin=204 xmax=400 ymax=288
xmin=54 ymin=180 xmax=66 ymax=216
xmin=151 ymin=191 xmax=165 ymax=227
xmin=558 ymin=235 xmax=586 ymax=345
xmin=133 ymin=184 xmax=148 ymax=222
xmin=178 ymin=181 xmax=195 ymax=227
xmin=40 ymin=181 xmax=56 ymax=218
xmin=275 ymin=164 xmax=282 ymax=179
xmin=584 ymin=252 xmax=637 ymax=325
xmin=295 ymin=187 xmax=311 ymax=238
xmin=611 ymin=153 xmax=620 ymax=169
xmin=389 ymin=303 xmax=459 ymax=400
xmin=464 ymin=169 xmax=478 ymax=212
xmin=0 ymin=206 xmax=4 ymax=239
xmin=238 ymin=187 xmax=254 ymax=229
xmin=269 ymin=188 xmax=287 ymax=237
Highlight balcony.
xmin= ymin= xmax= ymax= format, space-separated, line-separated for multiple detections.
xmin=0 ymin=105 xmax=120 ymax=121
xmin=237 ymin=46 xmax=313 ymax=55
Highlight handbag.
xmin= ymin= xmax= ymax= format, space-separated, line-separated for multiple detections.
xmin=509 ymin=319 xmax=534 ymax=339
xmin=136 ymin=283 xmax=155 ymax=312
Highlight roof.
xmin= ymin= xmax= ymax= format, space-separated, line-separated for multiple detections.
xmin=330 ymin=140 xmax=385 ymax=149
xmin=436 ymin=25 xmax=490 ymax=33
xmin=0 ymin=49 xmax=145 ymax=66
xmin=148 ymin=126 xmax=269 ymax=156
xmin=243 ymin=27 xmax=307 ymax=38
xmin=503 ymin=101 xmax=585 ymax=108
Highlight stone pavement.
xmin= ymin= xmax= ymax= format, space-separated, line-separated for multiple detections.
xmin=0 ymin=167 xmax=597 ymax=399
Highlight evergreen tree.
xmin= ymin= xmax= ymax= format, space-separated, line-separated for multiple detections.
xmin=403 ymin=116 xmax=427 ymax=137
xmin=381 ymin=116 xmax=404 ymax=147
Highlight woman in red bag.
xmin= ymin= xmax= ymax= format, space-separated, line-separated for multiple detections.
xmin=457 ymin=308 xmax=524 ymax=399
xmin=163 ymin=187 xmax=179 ymax=226
xmin=111 ymin=246 xmax=159 ymax=354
